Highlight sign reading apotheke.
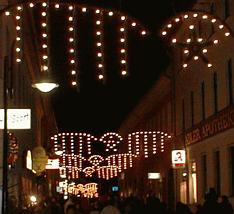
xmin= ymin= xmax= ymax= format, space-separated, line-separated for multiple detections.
xmin=0 ymin=109 xmax=31 ymax=129
xmin=185 ymin=105 xmax=234 ymax=145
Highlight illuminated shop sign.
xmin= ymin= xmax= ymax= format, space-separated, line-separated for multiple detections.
xmin=0 ymin=109 xmax=31 ymax=129
xmin=172 ymin=150 xmax=186 ymax=168
xmin=46 ymin=158 xmax=60 ymax=169
xmin=148 ymin=173 xmax=161 ymax=179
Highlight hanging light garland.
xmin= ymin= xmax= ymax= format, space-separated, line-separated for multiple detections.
xmin=15 ymin=5 xmax=23 ymax=63
xmin=51 ymin=131 xmax=172 ymax=179
xmin=67 ymin=4 xmax=78 ymax=87
xmin=2 ymin=2 xmax=149 ymax=88
xmin=119 ymin=15 xmax=128 ymax=76
xmin=127 ymin=131 xmax=172 ymax=158
xmin=160 ymin=11 xmax=233 ymax=69
xmin=95 ymin=9 xmax=105 ymax=81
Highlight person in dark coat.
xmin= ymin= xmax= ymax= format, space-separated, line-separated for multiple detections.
xmin=219 ymin=195 xmax=233 ymax=214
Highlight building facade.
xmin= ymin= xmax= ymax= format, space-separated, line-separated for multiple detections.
xmin=0 ymin=0 xmax=58 ymax=208
xmin=119 ymin=0 xmax=234 ymax=208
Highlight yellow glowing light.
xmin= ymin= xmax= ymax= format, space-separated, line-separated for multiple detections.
xmin=194 ymin=56 xmax=199 ymax=60
xmin=121 ymin=71 xmax=127 ymax=75
xmin=219 ymin=25 xmax=224 ymax=29
xmin=69 ymin=16 xmax=73 ymax=21
xmin=120 ymin=28 xmax=125 ymax=32
xmin=202 ymin=15 xmax=208 ymax=19
xmin=211 ymin=18 xmax=216 ymax=23
xmin=162 ymin=31 xmax=167 ymax=36
xmin=96 ymin=31 xmax=101 ymax=35
xmin=121 ymin=16 xmax=126 ymax=20
xmin=184 ymin=14 xmax=189 ymax=19
xmin=131 ymin=22 xmax=136 ymax=27
xmin=96 ymin=20 xmax=101 ymax=25
xmin=97 ymin=53 xmax=102 ymax=57
xmin=17 ymin=6 xmax=22 ymax=10
xmin=5 ymin=11 xmax=10 ymax=16
xmin=98 ymin=74 xmax=104 ymax=79
xmin=172 ymin=38 xmax=177 ymax=43
xmin=183 ymin=63 xmax=188 ymax=68
xmin=197 ymin=38 xmax=203 ymax=42
xmin=72 ymin=81 xmax=77 ymax=86
xmin=202 ymin=49 xmax=207 ymax=53
xmin=71 ymin=70 xmax=76 ymax=75
xmin=184 ymin=49 xmax=189 ymax=54
xmin=213 ymin=39 xmax=218 ymax=44
xmin=69 ymin=38 xmax=74 ymax=42
xmin=189 ymin=25 xmax=194 ymax=30
xmin=42 ymin=12 xmax=46 ymax=16
xmin=16 ymin=16 xmax=20 ymax=20
xmin=16 ymin=26 xmax=21 ymax=30
xmin=120 ymin=38 xmax=125 ymax=42
xmin=16 ymin=37 xmax=20 ymax=41
xmin=42 ymin=55 xmax=48 ymax=59
xmin=207 ymin=63 xmax=212 ymax=68
xmin=96 ymin=9 xmax=100 ymax=14
xmin=141 ymin=30 xmax=146 ymax=35
xmin=108 ymin=11 xmax=113 ymax=16
xmin=42 ymin=2 xmax=47 ymax=7
xmin=225 ymin=32 xmax=230 ymax=36
xmin=29 ymin=3 xmax=34 ymax=7
xmin=82 ymin=7 xmax=87 ymax=12
xmin=175 ymin=18 xmax=180 ymax=22
xmin=167 ymin=24 xmax=172 ymax=28
xmin=121 ymin=49 xmax=125 ymax=53
xmin=55 ymin=4 xmax=60 ymax=9
xmin=186 ymin=38 xmax=191 ymax=43
xmin=193 ymin=13 xmax=198 ymax=17
xmin=16 ymin=58 xmax=21 ymax=63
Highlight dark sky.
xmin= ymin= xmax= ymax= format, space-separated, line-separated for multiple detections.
xmin=51 ymin=0 xmax=196 ymax=135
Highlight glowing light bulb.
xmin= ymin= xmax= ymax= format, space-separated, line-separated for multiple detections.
xmin=184 ymin=49 xmax=189 ymax=54
xmin=202 ymin=49 xmax=207 ymax=53
xmin=167 ymin=24 xmax=172 ymax=28
xmin=211 ymin=18 xmax=216 ymax=23
xmin=141 ymin=30 xmax=146 ymax=35
xmin=121 ymin=71 xmax=127 ymax=75
xmin=29 ymin=3 xmax=34 ymax=7
xmin=172 ymin=38 xmax=177 ymax=43
xmin=207 ymin=63 xmax=212 ymax=68
xmin=194 ymin=56 xmax=199 ymax=60
xmin=202 ymin=15 xmax=208 ymax=19
xmin=183 ymin=63 xmax=188 ymax=68
xmin=189 ymin=25 xmax=194 ymax=30
xmin=108 ymin=11 xmax=113 ymax=16
xmin=193 ymin=13 xmax=198 ymax=17
xmin=121 ymin=16 xmax=126 ymax=20
xmin=55 ymin=4 xmax=60 ymax=8
xmin=175 ymin=18 xmax=180 ymax=22
xmin=131 ymin=22 xmax=136 ymax=27
xmin=213 ymin=39 xmax=218 ymax=44
xmin=5 ymin=11 xmax=10 ymax=16
xmin=187 ymin=38 xmax=191 ymax=43
xmin=219 ymin=25 xmax=224 ymax=29
xmin=162 ymin=31 xmax=167 ymax=36
xmin=82 ymin=7 xmax=87 ymax=12
xmin=96 ymin=9 xmax=100 ymax=14
xmin=225 ymin=32 xmax=230 ymax=36
xmin=98 ymin=74 xmax=103 ymax=79
xmin=96 ymin=20 xmax=101 ymax=25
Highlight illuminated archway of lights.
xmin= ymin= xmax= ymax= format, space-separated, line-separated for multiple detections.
xmin=160 ymin=11 xmax=233 ymax=69
xmin=50 ymin=131 xmax=172 ymax=180
xmin=1 ymin=1 xmax=149 ymax=88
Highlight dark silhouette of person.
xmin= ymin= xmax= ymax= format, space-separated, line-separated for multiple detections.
xmin=219 ymin=195 xmax=233 ymax=214
xmin=201 ymin=188 xmax=220 ymax=214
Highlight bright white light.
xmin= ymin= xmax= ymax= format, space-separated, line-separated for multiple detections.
xmin=32 ymin=83 xmax=59 ymax=93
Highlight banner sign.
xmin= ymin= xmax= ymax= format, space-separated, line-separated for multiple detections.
xmin=0 ymin=109 xmax=31 ymax=129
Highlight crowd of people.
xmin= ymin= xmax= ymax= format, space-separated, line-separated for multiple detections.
xmin=8 ymin=188 xmax=234 ymax=214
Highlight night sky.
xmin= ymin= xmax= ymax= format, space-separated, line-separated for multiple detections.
xmin=50 ymin=0 xmax=196 ymax=135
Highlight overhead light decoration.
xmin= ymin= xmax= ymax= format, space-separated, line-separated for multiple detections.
xmin=67 ymin=4 xmax=78 ymax=87
xmin=50 ymin=131 xmax=172 ymax=179
xmin=160 ymin=11 xmax=233 ymax=69
xmin=4 ymin=2 xmax=148 ymax=90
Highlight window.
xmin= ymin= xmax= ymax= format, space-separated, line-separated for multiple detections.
xmin=201 ymin=81 xmax=205 ymax=120
xmin=182 ymin=99 xmax=185 ymax=131
xmin=210 ymin=2 xmax=216 ymax=14
xmin=214 ymin=151 xmax=221 ymax=196
xmin=213 ymin=72 xmax=218 ymax=113
xmin=224 ymin=0 xmax=230 ymax=19
xmin=201 ymin=155 xmax=207 ymax=196
xmin=191 ymin=91 xmax=194 ymax=126
xmin=227 ymin=59 xmax=233 ymax=104
xmin=230 ymin=147 xmax=234 ymax=195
